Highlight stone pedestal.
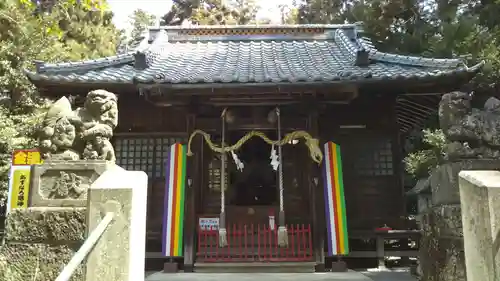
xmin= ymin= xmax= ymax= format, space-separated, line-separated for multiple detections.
xmin=330 ymin=261 xmax=347 ymax=272
xmin=459 ymin=171 xmax=500 ymax=281
xmin=418 ymin=160 xmax=500 ymax=281
xmin=0 ymin=207 xmax=86 ymax=281
xmin=0 ymin=160 xmax=121 ymax=281
xmin=29 ymin=160 xmax=120 ymax=207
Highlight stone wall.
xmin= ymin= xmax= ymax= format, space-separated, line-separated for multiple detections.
xmin=418 ymin=159 xmax=500 ymax=281
xmin=0 ymin=207 xmax=86 ymax=281
xmin=0 ymin=160 xmax=115 ymax=281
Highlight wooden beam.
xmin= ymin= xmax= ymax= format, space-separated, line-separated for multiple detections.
xmin=399 ymin=99 xmax=437 ymax=113
xmin=396 ymin=103 xmax=434 ymax=117
xmin=147 ymin=250 xmax=419 ymax=259
xmin=196 ymin=117 xmax=308 ymax=131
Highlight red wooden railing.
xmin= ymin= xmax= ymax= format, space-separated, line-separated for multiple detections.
xmin=197 ymin=224 xmax=313 ymax=262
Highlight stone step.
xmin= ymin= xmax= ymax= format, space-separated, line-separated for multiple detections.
xmin=194 ymin=262 xmax=316 ymax=273
xmin=146 ymin=272 xmax=375 ymax=281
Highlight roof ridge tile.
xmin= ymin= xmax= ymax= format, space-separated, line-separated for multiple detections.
xmin=333 ymin=29 xmax=369 ymax=66
xmin=358 ymin=37 xmax=464 ymax=68
xmin=35 ymin=53 xmax=134 ymax=74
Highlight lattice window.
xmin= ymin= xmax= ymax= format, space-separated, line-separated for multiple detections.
xmin=114 ymin=138 xmax=154 ymax=176
xmin=153 ymin=136 xmax=187 ymax=178
xmin=353 ymin=139 xmax=394 ymax=176
xmin=114 ymin=135 xmax=186 ymax=178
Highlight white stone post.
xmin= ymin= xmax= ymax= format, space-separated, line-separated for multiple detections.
xmin=85 ymin=168 xmax=148 ymax=281
xmin=459 ymin=170 xmax=500 ymax=281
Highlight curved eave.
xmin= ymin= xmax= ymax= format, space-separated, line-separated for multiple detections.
xmin=34 ymin=53 xmax=135 ymax=74
xmin=25 ymin=69 xmax=133 ymax=85
xmin=25 ymin=61 xmax=483 ymax=90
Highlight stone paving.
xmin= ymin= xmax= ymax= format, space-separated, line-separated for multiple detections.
xmin=360 ymin=268 xmax=417 ymax=281
xmin=145 ymin=269 xmax=417 ymax=281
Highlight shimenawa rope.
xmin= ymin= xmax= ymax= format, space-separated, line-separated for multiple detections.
xmin=186 ymin=130 xmax=324 ymax=165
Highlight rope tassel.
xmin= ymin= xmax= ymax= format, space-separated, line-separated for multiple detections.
xmin=218 ymin=214 xmax=228 ymax=247
xmin=270 ymin=144 xmax=279 ymax=171
xmin=231 ymin=151 xmax=244 ymax=172
xmin=275 ymin=107 xmax=288 ymax=247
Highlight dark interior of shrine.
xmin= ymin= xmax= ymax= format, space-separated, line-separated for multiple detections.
xmin=228 ymin=130 xmax=277 ymax=206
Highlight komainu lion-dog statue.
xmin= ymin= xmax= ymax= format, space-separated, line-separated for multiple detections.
xmin=38 ymin=89 xmax=118 ymax=162
xmin=439 ymin=91 xmax=500 ymax=160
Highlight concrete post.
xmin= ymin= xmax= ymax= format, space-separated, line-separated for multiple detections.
xmin=459 ymin=170 xmax=500 ymax=281
xmin=85 ymin=169 xmax=148 ymax=281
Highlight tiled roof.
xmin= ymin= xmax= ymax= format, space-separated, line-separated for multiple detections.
xmin=26 ymin=24 xmax=484 ymax=86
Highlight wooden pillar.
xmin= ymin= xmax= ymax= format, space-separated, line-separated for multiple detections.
xmin=376 ymin=235 xmax=387 ymax=269
xmin=391 ymin=96 xmax=406 ymax=229
xmin=182 ymin=113 xmax=197 ymax=272
xmin=391 ymin=95 xmax=411 ymax=267
xmin=308 ymin=110 xmax=325 ymax=271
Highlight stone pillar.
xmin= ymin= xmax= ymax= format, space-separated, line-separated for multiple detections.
xmin=85 ymin=169 xmax=148 ymax=281
xmin=459 ymin=170 xmax=500 ymax=281
xmin=419 ymin=160 xmax=500 ymax=281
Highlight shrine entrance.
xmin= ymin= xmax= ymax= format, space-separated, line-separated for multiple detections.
xmin=196 ymin=125 xmax=314 ymax=263
xmin=228 ymin=131 xmax=278 ymax=207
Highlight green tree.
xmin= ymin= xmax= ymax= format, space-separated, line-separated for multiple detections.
xmin=296 ymin=0 xmax=500 ymax=91
xmin=160 ymin=0 xmax=201 ymax=25
xmin=127 ymin=9 xmax=157 ymax=49
xmin=190 ymin=0 xmax=238 ymax=25
xmin=279 ymin=4 xmax=299 ymax=24
xmin=160 ymin=0 xmax=258 ymax=25
xmin=295 ymin=0 xmax=500 ymax=178
xmin=228 ymin=0 xmax=259 ymax=24
xmin=0 ymin=0 xmax=120 ymax=201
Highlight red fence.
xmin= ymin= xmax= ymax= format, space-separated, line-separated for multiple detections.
xmin=197 ymin=224 xmax=313 ymax=262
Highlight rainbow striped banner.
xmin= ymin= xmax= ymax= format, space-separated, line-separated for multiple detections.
xmin=323 ymin=141 xmax=349 ymax=256
xmin=162 ymin=143 xmax=187 ymax=257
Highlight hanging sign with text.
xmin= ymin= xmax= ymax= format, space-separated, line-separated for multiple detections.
xmin=7 ymin=149 xmax=42 ymax=214
xmin=198 ymin=217 xmax=219 ymax=231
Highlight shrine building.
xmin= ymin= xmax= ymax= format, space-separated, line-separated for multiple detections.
xmin=25 ymin=24 xmax=483 ymax=271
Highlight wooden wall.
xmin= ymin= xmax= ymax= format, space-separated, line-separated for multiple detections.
xmin=318 ymin=96 xmax=405 ymax=229
xmin=113 ymin=99 xmax=190 ymax=247
xmin=116 ymin=95 xmax=188 ymax=133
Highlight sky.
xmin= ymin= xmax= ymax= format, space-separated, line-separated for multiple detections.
xmin=107 ymin=0 xmax=294 ymax=30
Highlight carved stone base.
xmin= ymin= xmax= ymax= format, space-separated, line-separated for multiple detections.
xmin=29 ymin=160 xmax=123 ymax=207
